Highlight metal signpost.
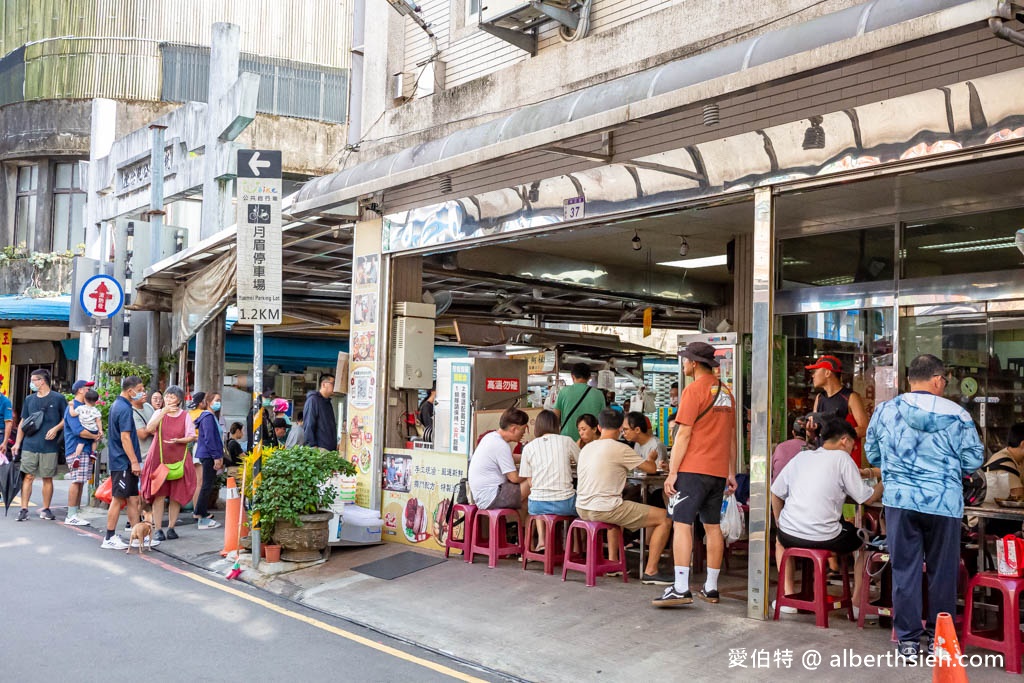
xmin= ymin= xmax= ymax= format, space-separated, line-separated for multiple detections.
xmin=80 ymin=272 xmax=125 ymax=498
xmin=236 ymin=149 xmax=283 ymax=566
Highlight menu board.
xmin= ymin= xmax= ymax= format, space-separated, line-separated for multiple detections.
xmin=450 ymin=362 xmax=472 ymax=455
xmin=346 ymin=221 xmax=383 ymax=507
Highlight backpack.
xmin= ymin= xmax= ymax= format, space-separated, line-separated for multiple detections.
xmin=963 ymin=469 xmax=987 ymax=507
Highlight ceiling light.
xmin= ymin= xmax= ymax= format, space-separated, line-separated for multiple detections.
xmin=631 ymin=230 xmax=642 ymax=251
xmin=802 ymin=115 xmax=825 ymax=150
xmin=919 ymin=236 xmax=1014 ymax=251
xmin=939 ymin=242 xmax=1017 ymax=254
xmin=678 ymin=236 xmax=690 ymax=257
xmin=812 ymin=275 xmax=856 ymax=286
xmin=658 ymin=255 xmax=728 ymax=269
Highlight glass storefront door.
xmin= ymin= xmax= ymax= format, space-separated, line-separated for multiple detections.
xmin=900 ymin=311 xmax=1024 ymax=455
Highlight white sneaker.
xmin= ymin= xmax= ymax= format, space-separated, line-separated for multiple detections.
xmin=772 ymin=600 xmax=798 ymax=615
xmin=64 ymin=516 xmax=90 ymax=526
xmin=129 ymin=536 xmax=161 ymax=548
xmin=101 ymin=536 xmax=129 ymax=550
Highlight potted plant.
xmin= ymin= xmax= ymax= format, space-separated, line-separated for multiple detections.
xmin=250 ymin=446 xmax=357 ymax=562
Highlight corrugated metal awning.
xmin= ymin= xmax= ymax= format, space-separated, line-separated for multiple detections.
xmin=0 ymin=295 xmax=71 ymax=321
xmin=292 ymin=0 xmax=990 ymax=216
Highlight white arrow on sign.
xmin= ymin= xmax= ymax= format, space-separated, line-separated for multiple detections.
xmin=248 ymin=151 xmax=272 ymax=176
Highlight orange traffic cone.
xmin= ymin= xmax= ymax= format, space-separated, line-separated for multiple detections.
xmin=932 ymin=612 xmax=969 ymax=683
xmin=220 ymin=477 xmax=247 ymax=558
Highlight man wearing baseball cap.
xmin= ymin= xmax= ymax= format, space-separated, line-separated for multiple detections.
xmin=806 ymin=355 xmax=869 ymax=466
xmin=63 ymin=379 xmax=101 ymax=526
xmin=654 ymin=341 xmax=737 ymax=607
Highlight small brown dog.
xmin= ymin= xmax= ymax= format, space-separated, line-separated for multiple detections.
xmin=127 ymin=511 xmax=154 ymax=554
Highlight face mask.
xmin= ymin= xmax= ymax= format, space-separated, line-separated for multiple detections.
xmin=29 ymin=382 xmax=38 ymax=392
xmin=134 ymin=392 xmax=146 ymax=402
xmin=211 ymin=401 xmax=222 ymax=411
xmin=262 ymin=399 xmax=272 ymax=408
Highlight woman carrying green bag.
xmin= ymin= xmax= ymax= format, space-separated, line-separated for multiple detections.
xmin=140 ymin=385 xmax=197 ymax=541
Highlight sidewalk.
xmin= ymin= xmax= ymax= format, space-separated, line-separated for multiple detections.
xmin=75 ymin=502 xmax=1004 ymax=682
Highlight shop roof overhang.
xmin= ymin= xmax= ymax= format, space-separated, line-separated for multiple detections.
xmin=292 ymin=0 xmax=992 ymax=217
xmin=453 ymin=320 xmax=669 ymax=358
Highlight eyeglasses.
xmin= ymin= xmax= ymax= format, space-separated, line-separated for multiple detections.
xmin=933 ymin=374 xmax=948 ymax=385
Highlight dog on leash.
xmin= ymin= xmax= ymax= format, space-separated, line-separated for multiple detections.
xmin=127 ymin=511 xmax=154 ymax=554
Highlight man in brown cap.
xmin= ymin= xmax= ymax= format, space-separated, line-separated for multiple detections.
xmin=806 ymin=354 xmax=868 ymax=466
xmin=654 ymin=341 xmax=737 ymax=607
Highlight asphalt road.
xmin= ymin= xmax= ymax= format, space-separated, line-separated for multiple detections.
xmin=0 ymin=479 xmax=500 ymax=683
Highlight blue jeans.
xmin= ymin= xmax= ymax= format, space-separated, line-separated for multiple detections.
xmin=528 ymin=495 xmax=577 ymax=517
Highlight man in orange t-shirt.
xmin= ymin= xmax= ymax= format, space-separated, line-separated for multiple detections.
xmin=653 ymin=341 xmax=737 ymax=608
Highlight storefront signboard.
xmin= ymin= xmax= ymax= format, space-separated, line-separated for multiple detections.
xmin=450 ymin=362 xmax=471 ymax=455
xmin=381 ymin=448 xmax=468 ymax=551
xmin=0 ymin=328 xmax=11 ymax=396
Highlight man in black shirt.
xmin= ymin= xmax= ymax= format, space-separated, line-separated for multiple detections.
xmin=11 ymin=369 xmax=66 ymax=522
xmin=303 ymin=374 xmax=338 ymax=451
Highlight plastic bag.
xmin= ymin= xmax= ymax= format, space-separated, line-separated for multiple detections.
xmin=721 ymin=493 xmax=744 ymax=545
xmin=95 ymin=476 xmax=113 ymax=505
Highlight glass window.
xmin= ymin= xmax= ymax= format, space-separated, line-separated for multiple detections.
xmin=14 ymin=194 xmax=35 ymax=247
xmin=51 ymin=161 xmax=86 ymax=252
xmin=779 ymin=226 xmax=895 ymax=290
xmin=16 ymin=164 xmax=37 ymax=192
xmin=466 ymin=0 xmax=480 ymax=19
xmin=780 ymin=307 xmax=894 ymax=421
xmin=902 ymin=208 xmax=1024 ymax=279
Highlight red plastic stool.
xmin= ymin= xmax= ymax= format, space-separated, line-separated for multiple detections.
xmin=469 ymin=508 xmax=523 ymax=568
xmin=962 ymin=572 xmax=1024 ymax=673
xmin=522 ymin=514 xmax=573 ymax=575
xmin=858 ymin=551 xmax=893 ymax=628
xmin=444 ymin=503 xmax=477 ymax=563
xmin=561 ymin=519 xmax=628 ymax=587
xmin=773 ymin=547 xmax=853 ymax=628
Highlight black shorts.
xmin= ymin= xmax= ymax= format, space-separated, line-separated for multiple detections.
xmin=671 ymin=473 xmax=726 ymax=525
xmin=110 ymin=469 xmax=140 ymax=499
xmin=777 ymin=519 xmax=863 ymax=556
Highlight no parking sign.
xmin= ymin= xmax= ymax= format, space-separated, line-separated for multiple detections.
xmin=80 ymin=274 xmax=125 ymax=319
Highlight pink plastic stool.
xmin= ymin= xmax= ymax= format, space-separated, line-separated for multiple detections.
xmin=522 ymin=514 xmax=573 ymax=575
xmin=561 ymin=519 xmax=628 ymax=587
xmin=858 ymin=551 xmax=893 ymax=628
xmin=773 ymin=547 xmax=853 ymax=628
xmin=962 ymin=572 xmax=1024 ymax=673
xmin=469 ymin=508 xmax=523 ymax=568
xmin=444 ymin=503 xmax=477 ymax=562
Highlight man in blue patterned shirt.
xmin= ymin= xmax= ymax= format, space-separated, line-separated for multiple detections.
xmin=865 ymin=353 xmax=983 ymax=658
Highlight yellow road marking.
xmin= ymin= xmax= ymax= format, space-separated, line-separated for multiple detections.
xmin=177 ymin=568 xmax=487 ymax=682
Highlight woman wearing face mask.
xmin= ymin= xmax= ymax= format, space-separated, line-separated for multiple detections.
xmin=191 ymin=392 xmax=223 ymax=529
xmin=140 ymin=385 xmax=197 ymax=541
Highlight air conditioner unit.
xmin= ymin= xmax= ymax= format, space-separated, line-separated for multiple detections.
xmin=392 ymin=315 xmax=435 ymax=389
xmin=394 ymin=301 xmax=435 ymax=319
xmin=481 ymin=0 xmax=570 ymax=28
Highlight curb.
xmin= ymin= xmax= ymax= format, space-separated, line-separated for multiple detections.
xmin=156 ymin=545 xmax=530 ymax=683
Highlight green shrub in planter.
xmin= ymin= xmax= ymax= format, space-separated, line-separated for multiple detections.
xmin=250 ymin=446 xmax=357 ymax=542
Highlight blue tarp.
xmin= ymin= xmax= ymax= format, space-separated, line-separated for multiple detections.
xmin=0 ymin=295 xmax=72 ymax=321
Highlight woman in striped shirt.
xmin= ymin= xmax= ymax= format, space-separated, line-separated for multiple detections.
xmin=520 ymin=410 xmax=580 ymax=550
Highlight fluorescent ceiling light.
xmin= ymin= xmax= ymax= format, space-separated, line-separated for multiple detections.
xmin=658 ymin=255 xmax=728 ymax=269
xmin=812 ymin=275 xmax=856 ymax=287
xmin=939 ymin=242 xmax=1017 ymax=254
xmin=919 ymin=236 xmax=1013 ymax=251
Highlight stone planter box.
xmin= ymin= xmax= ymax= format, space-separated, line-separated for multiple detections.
xmin=274 ymin=511 xmax=332 ymax=562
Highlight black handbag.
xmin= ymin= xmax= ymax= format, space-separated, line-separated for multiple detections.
xmin=20 ymin=411 xmax=44 ymax=436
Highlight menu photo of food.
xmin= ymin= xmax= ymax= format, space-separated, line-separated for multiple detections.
xmin=404 ymin=497 xmax=430 ymax=543
xmin=352 ymin=331 xmax=375 ymax=362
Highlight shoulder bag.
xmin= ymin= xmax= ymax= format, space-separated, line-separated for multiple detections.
xmin=20 ymin=410 xmax=44 ymax=436
xmin=691 ymin=379 xmax=724 ymax=426
xmin=159 ymin=419 xmax=185 ymax=481
xmin=562 ymin=385 xmax=594 ymax=426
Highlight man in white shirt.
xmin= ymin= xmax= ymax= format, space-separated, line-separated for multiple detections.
xmin=577 ymin=409 xmax=674 ymax=585
xmin=771 ymin=416 xmax=882 ymax=612
xmin=468 ymin=407 xmax=531 ymax=527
